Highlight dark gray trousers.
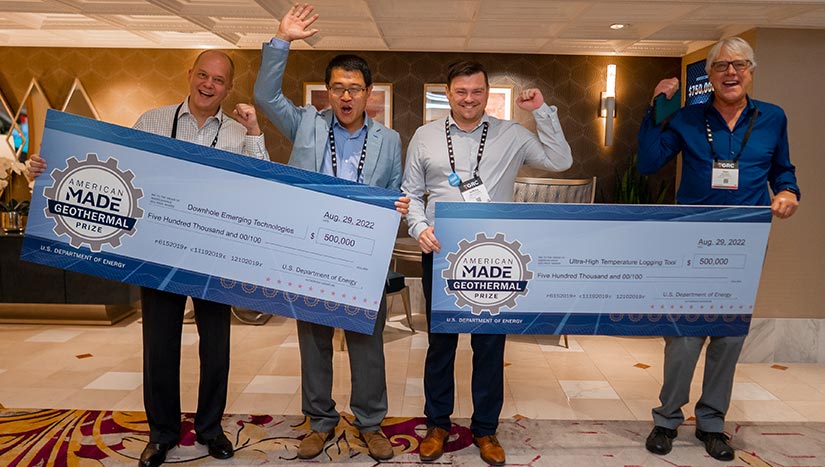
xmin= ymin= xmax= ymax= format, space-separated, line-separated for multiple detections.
xmin=297 ymin=295 xmax=388 ymax=433
xmin=653 ymin=335 xmax=745 ymax=433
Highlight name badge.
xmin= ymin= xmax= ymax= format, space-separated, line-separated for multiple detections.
xmin=459 ymin=176 xmax=491 ymax=202
xmin=712 ymin=160 xmax=739 ymax=190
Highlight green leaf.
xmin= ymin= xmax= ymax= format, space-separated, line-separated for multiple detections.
xmin=614 ymin=153 xmax=668 ymax=204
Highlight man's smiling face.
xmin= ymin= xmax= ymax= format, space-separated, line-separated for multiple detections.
xmin=709 ymin=47 xmax=752 ymax=107
xmin=187 ymin=50 xmax=233 ymax=118
xmin=446 ymin=72 xmax=489 ymax=129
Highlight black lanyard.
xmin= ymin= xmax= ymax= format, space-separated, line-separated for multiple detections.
xmin=705 ymin=106 xmax=758 ymax=163
xmin=328 ymin=125 xmax=368 ymax=180
xmin=445 ymin=118 xmax=489 ymax=178
xmin=171 ymin=102 xmax=222 ymax=148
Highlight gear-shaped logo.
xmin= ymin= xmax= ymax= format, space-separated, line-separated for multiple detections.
xmin=443 ymin=232 xmax=533 ymax=316
xmin=43 ymin=153 xmax=144 ymax=252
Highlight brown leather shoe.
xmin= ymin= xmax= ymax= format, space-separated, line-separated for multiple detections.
xmin=297 ymin=430 xmax=334 ymax=459
xmin=361 ymin=430 xmax=394 ymax=460
xmin=474 ymin=434 xmax=506 ymax=466
xmin=419 ymin=426 xmax=450 ymax=461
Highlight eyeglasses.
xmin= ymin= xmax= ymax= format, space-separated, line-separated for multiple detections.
xmin=328 ymin=86 xmax=367 ymax=97
xmin=710 ymin=60 xmax=752 ymax=73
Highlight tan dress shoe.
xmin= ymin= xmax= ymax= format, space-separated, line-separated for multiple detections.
xmin=419 ymin=426 xmax=450 ymax=461
xmin=474 ymin=434 xmax=506 ymax=466
xmin=297 ymin=430 xmax=334 ymax=459
xmin=361 ymin=430 xmax=394 ymax=460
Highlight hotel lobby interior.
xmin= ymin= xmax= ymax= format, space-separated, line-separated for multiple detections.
xmin=2 ymin=1 xmax=825 ymax=465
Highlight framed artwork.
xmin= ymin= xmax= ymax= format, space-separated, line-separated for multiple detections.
xmin=303 ymin=82 xmax=393 ymax=128
xmin=423 ymin=84 xmax=514 ymax=123
xmin=423 ymin=84 xmax=450 ymax=123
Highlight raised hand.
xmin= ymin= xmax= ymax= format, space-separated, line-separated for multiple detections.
xmin=276 ymin=3 xmax=320 ymax=42
xmin=515 ymin=88 xmax=545 ymax=112
xmin=233 ymin=103 xmax=262 ymax=136
xmin=652 ymin=77 xmax=680 ymax=103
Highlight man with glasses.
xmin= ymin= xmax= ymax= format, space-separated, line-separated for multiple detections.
xmin=254 ymin=3 xmax=408 ymax=461
xmin=638 ymin=37 xmax=800 ymax=461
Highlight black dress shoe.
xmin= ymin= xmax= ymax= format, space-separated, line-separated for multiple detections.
xmin=645 ymin=426 xmax=677 ymax=455
xmin=139 ymin=441 xmax=175 ymax=467
xmin=196 ymin=432 xmax=234 ymax=459
xmin=695 ymin=429 xmax=735 ymax=461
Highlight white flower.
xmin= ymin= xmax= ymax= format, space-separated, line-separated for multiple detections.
xmin=0 ymin=154 xmax=12 ymax=173
xmin=0 ymin=149 xmax=27 ymax=193
xmin=10 ymin=159 xmax=26 ymax=175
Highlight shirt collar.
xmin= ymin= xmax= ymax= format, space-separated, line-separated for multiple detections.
xmin=332 ymin=114 xmax=368 ymax=137
xmin=447 ymin=112 xmax=490 ymax=133
xmin=703 ymin=93 xmax=757 ymax=116
xmin=182 ymin=97 xmax=223 ymax=123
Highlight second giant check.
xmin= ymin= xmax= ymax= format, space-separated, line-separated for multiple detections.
xmin=432 ymin=202 xmax=772 ymax=336
xmin=22 ymin=110 xmax=401 ymax=335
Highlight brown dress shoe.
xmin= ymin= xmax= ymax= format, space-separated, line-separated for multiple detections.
xmin=474 ymin=434 xmax=506 ymax=466
xmin=297 ymin=430 xmax=334 ymax=459
xmin=361 ymin=430 xmax=394 ymax=460
xmin=419 ymin=426 xmax=450 ymax=461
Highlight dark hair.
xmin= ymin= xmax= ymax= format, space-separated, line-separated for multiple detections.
xmin=325 ymin=54 xmax=373 ymax=87
xmin=192 ymin=50 xmax=235 ymax=83
xmin=447 ymin=61 xmax=489 ymax=88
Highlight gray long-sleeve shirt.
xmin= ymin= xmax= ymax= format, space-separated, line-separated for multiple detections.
xmin=401 ymin=104 xmax=572 ymax=239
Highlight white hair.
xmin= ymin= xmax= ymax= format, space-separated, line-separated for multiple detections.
xmin=705 ymin=37 xmax=756 ymax=74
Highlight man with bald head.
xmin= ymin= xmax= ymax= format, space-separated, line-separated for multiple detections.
xmin=27 ymin=53 xmax=268 ymax=466
xmin=132 ymin=49 xmax=269 ymax=467
xmin=16 ymin=50 xmax=269 ymax=467
xmin=28 ymin=52 xmax=268 ymax=467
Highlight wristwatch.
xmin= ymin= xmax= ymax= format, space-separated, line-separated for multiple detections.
xmin=782 ymin=187 xmax=800 ymax=199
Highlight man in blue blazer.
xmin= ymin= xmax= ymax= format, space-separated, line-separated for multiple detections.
xmin=254 ymin=3 xmax=408 ymax=462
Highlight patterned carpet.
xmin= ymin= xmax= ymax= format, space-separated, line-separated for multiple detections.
xmin=1 ymin=409 xmax=825 ymax=466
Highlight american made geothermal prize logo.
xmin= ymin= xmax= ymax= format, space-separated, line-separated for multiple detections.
xmin=443 ymin=232 xmax=533 ymax=316
xmin=44 ymin=153 xmax=143 ymax=252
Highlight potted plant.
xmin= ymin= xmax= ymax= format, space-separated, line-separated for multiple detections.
xmin=0 ymin=198 xmax=29 ymax=233
xmin=614 ymin=153 xmax=669 ymax=204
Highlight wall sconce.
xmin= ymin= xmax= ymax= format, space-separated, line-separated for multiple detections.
xmin=600 ymin=64 xmax=617 ymax=146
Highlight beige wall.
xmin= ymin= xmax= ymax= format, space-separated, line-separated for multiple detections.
xmin=750 ymin=29 xmax=825 ymax=319
xmin=677 ymin=30 xmax=823 ymax=319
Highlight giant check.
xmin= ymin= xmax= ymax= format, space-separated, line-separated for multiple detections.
xmin=432 ymin=202 xmax=772 ymax=336
xmin=22 ymin=110 xmax=401 ymax=334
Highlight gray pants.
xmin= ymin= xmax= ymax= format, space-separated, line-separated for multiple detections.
xmin=653 ymin=335 xmax=745 ymax=433
xmin=297 ymin=295 xmax=388 ymax=433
